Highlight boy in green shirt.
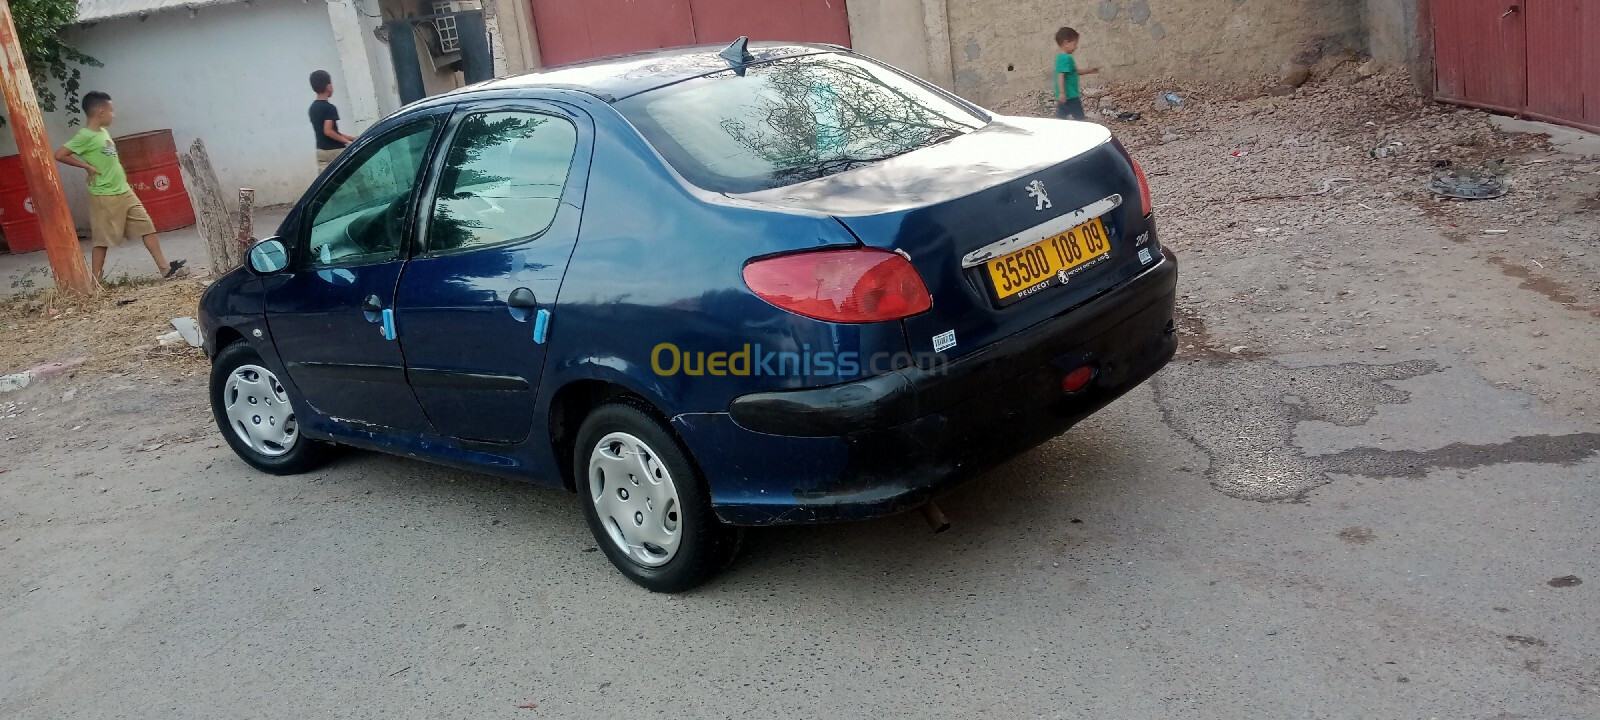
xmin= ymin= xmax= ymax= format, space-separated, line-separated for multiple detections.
xmin=54 ymin=91 xmax=185 ymax=284
xmin=1053 ymin=27 xmax=1100 ymax=121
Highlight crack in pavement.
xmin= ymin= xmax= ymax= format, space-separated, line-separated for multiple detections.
xmin=1154 ymin=356 xmax=1600 ymax=501
xmin=1320 ymin=433 xmax=1600 ymax=479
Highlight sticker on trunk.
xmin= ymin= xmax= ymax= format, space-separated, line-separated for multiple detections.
xmin=932 ymin=330 xmax=957 ymax=353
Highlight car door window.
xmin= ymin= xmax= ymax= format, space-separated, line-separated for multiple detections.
xmin=305 ymin=120 xmax=439 ymax=268
xmin=427 ymin=111 xmax=578 ymax=254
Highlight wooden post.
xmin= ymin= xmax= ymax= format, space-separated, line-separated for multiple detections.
xmin=176 ymin=138 xmax=241 ymax=274
xmin=0 ymin=1 xmax=91 ymax=293
xmin=235 ymin=187 xmax=255 ymax=253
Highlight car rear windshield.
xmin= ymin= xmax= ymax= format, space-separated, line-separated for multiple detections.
xmin=616 ymin=54 xmax=986 ymax=194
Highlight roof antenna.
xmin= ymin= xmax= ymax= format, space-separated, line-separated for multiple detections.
xmin=719 ymin=36 xmax=754 ymax=75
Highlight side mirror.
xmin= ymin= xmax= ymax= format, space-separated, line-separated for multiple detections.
xmin=246 ymin=238 xmax=289 ymax=274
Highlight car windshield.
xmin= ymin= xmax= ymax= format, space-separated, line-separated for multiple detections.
xmin=616 ymin=53 xmax=986 ymax=193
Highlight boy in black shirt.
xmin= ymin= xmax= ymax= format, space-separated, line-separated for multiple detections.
xmin=309 ymin=70 xmax=357 ymax=171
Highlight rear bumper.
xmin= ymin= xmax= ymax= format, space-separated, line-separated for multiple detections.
xmin=684 ymin=250 xmax=1178 ymax=526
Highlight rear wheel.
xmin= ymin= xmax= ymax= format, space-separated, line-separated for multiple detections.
xmin=575 ymin=401 xmax=741 ymax=592
xmin=210 ymin=341 xmax=331 ymax=475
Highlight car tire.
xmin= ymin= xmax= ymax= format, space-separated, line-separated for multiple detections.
xmin=575 ymin=400 xmax=742 ymax=592
xmin=209 ymin=341 xmax=331 ymax=475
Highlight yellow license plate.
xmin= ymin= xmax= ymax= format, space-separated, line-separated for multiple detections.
xmin=986 ymin=217 xmax=1111 ymax=301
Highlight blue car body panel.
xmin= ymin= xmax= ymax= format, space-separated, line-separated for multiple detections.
xmin=199 ymin=43 xmax=1178 ymax=523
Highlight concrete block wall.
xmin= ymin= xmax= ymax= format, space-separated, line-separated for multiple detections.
xmin=943 ymin=0 xmax=1365 ymax=105
xmin=1364 ymin=0 xmax=1428 ymax=90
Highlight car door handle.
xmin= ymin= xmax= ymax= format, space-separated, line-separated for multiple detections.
xmin=361 ymin=295 xmax=396 ymax=340
xmin=507 ymin=287 xmax=536 ymax=322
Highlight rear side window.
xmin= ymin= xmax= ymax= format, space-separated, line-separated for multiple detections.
xmin=427 ymin=111 xmax=578 ymax=254
xmin=617 ymin=54 xmax=985 ymax=193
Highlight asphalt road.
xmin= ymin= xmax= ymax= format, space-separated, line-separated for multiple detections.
xmin=3 ymin=217 xmax=1598 ymax=718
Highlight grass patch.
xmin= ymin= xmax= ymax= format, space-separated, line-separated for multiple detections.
xmin=0 ymin=273 xmax=210 ymax=376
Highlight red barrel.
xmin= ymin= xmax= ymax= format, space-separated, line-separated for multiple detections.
xmin=115 ymin=129 xmax=195 ymax=232
xmin=0 ymin=154 xmax=43 ymax=253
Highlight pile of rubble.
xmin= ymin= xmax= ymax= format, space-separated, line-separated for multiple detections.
xmin=996 ymin=50 xmax=1600 ymax=312
xmin=1016 ymin=58 xmax=1578 ymax=250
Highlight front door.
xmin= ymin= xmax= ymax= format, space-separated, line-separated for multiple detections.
xmin=395 ymin=102 xmax=591 ymax=443
xmin=266 ymin=112 xmax=446 ymax=431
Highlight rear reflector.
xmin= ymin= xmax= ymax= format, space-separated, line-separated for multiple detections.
xmin=1062 ymin=365 xmax=1095 ymax=393
xmin=743 ymin=248 xmax=932 ymax=323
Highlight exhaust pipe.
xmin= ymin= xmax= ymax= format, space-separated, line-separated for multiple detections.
xmin=920 ymin=501 xmax=951 ymax=534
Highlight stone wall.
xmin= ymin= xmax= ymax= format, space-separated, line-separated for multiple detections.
xmin=943 ymin=0 xmax=1365 ymax=105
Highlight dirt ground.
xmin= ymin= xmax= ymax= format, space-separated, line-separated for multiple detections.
xmin=3 ymin=66 xmax=1598 ymax=719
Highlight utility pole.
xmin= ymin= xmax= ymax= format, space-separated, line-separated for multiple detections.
xmin=0 ymin=0 xmax=91 ymax=293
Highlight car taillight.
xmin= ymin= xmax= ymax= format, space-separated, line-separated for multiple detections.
xmin=1112 ymin=138 xmax=1154 ymax=216
xmin=743 ymin=248 xmax=932 ymax=323
xmin=1130 ymin=156 xmax=1154 ymax=216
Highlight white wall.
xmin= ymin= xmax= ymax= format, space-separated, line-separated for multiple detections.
xmin=0 ymin=1 xmax=348 ymax=226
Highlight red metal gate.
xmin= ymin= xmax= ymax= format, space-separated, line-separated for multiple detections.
xmin=529 ymin=0 xmax=851 ymax=68
xmin=1433 ymin=0 xmax=1598 ymax=133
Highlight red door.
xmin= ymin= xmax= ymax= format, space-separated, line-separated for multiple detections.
xmin=1433 ymin=0 xmax=1597 ymax=133
xmin=1524 ymin=0 xmax=1583 ymax=122
xmin=1433 ymin=0 xmax=1526 ymax=113
xmin=528 ymin=0 xmax=850 ymax=68
xmin=528 ymin=0 xmax=695 ymax=67
xmin=1583 ymin=2 xmax=1600 ymax=127
xmin=688 ymin=0 xmax=851 ymax=48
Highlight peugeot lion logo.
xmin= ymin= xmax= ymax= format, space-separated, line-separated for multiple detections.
xmin=1026 ymin=180 xmax=1052 ymax=211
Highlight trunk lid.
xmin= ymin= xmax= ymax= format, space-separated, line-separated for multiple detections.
xmin=733 ymin=116 xmax=1157 ymax=363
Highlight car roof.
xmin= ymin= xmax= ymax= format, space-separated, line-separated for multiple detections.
xmin=466 ymin=41 xmax=842 ymax=102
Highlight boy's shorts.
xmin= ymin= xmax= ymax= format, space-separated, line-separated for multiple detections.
xmin=88 ymin=191 xmax=157 ymax=248
xmin=316 ymin=147 xmax=344 ymax=172
xmin=1055 ymin=98 xmax=1087 ymax=121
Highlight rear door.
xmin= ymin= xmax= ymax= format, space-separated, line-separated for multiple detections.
xmin=393 ymin=100 xmax=591 ymax=444
xmin=266 ymin=112 xmax=447 ymax=431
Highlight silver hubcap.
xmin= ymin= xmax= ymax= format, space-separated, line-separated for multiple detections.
xmin=588 ymin=431 xmax=682 ymax=567
xmin=223 ymin=364 xmax=299 ymax=458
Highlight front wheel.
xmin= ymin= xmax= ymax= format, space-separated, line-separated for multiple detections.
xmin=576 ymin=401 xmax=742 ymax=592
xmin=209 ymin=341 xmax=331 ymax=475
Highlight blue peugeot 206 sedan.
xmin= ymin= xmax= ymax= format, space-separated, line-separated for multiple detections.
xmin=200 ymin=40 xmax=1178 ymax=591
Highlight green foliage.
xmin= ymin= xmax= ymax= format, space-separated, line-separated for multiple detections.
xmin=2 ymin=0 xmax=102 ymax=127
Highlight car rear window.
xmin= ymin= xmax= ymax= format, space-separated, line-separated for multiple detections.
xmin=616 ymin=54 xmax=986 ymax=194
